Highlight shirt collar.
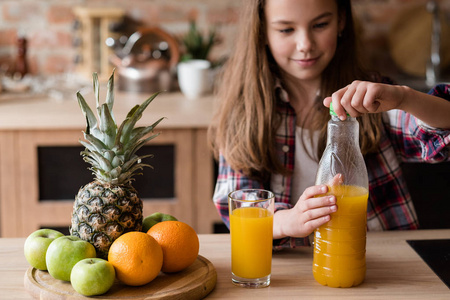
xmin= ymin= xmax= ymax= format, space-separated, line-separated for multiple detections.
xmin=274 ymin=79 xmax=290 ymax=103
xmin=274 ymin=78 xmax=322 ymax=104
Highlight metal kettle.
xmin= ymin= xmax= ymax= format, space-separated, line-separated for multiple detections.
xmin=109 ymin=27 xmax=180 ymax=93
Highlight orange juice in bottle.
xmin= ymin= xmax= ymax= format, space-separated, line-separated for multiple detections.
xmin=313 ymin=185 xmax=368 ymax=287
xmin=313 ymin=104 xmax=369 ymax=288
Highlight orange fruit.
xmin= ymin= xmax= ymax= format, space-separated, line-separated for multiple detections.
xmin=147 ymin=221 xmax=199 ymax=273
xmin=108 ymin=231 xmax=163 ymax=286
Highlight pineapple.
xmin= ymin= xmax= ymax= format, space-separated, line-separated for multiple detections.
xmin=70 ymin=71 xmax=164 ymax=258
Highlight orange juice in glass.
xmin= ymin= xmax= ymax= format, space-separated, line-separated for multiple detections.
xmin=229 ymin=189 xmax=274 ymax=288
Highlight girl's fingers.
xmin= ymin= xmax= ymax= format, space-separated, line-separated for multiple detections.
xmin=323 ymin=96 xmax=332 ymax=107
xmin=363 ymin=85 xmax=382 ymax=112
xmin=339 ymin=84 xmax=359 ymax=117
xmin=331 ymin=87 xmax=348 ymax=120
xmin=302 ymin=184 xmax=328 ymax=199
xmin=300 ymin=197 xmax=337 ymax=233
xmin=304 ymin=202 xmax=337 ymax=220
xmin=303 ymin=194 xmax=336 ymax=210
xmin=289 ymin=186 xmax=340 ymax=237
xmin=350 ymin=84 xmax=370 ymax=114
xmin=328 ymin=173 xmax=344 ymax=186
xmin=341 ymin=81 xmax=374 ymax=117
xmin=296 ymin=186 xmax=336 ymax=216
xmin=304 ymin=215 xmax=331 ymax=233
xmin=328 ymin=81 xmax=386 ymax=117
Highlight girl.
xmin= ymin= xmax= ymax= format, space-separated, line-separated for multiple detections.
xmin=208 ymin=0 xmax=450 ymax=248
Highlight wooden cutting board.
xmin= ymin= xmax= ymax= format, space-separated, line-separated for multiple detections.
xmin=24 ymin=255 xmax=216 ymax=299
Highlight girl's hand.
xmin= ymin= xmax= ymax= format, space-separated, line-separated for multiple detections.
xmin=323 ymin=81 xmax=407 ymax=120
xmin=273 ymin=185 xmax=337 ymax=239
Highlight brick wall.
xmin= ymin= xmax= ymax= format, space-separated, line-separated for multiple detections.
xmin=0 ymin=0 xmax=448 ymax=80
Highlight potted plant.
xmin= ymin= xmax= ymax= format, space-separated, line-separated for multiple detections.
xmin=180 ymin=20 xmax=217 ymax=62
xmin=177 ymin=20 xmax=218 ymax=99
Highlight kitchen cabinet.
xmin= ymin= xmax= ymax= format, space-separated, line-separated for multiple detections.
xmin=0 ymin=92 xmax=221 ymax=237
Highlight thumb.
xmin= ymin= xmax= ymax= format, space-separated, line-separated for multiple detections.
xmin=329 ymin=173 xmax=344 ymax=186
xmin=323 ymin=96 xmax=332 ymax=107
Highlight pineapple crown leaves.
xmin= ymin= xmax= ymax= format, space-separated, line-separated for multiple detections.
xmin=76 ymin=70 xmax=165 ymax=185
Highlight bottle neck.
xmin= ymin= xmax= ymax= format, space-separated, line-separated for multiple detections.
xmin=327 ymin=115 xmax=360 ymax=146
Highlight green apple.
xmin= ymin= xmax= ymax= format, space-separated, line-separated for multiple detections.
xmin=71 ymin=258 xmax=115 ymax=296
xmin=24 ymin=229 xmax=65 ymax=271
xmin=46 ymin=236 xmax=96 ymax=281
xmin=142 ymin=212 xmax=178 ymax=232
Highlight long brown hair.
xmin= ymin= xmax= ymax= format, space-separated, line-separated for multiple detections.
xmin=208 ymin=0 xmax=383 ymax=181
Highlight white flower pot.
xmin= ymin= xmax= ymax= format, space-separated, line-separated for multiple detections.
xmin=177 ymin=59 xmax=212 ymax=99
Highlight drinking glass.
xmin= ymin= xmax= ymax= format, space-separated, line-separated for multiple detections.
xmin=228 ymin=189 xmax=274 ymax=288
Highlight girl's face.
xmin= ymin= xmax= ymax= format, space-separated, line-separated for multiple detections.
xmin=265 ymin=0 xmax=344 ymax=85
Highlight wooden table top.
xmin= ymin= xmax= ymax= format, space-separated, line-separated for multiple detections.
xmin=2 ymin=230 xmax=449 ymax=299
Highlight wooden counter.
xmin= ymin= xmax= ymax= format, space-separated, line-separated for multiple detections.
xmin=0 ymin=92 xmax=221 ymax=237
xmin=0 ymin=91 xmax=214 ymax=130
xmin=2 ymin=230 xmax=449 ymax=299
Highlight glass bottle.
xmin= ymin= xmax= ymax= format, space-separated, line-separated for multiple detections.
xmin=312 ymin=104 xmax=369 ymax=288
xmin=14 ymin=36 xmax=28 ymax=79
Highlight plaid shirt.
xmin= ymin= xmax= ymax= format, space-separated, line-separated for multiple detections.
xmin=213 ymin=84 xmax=450 ymax=248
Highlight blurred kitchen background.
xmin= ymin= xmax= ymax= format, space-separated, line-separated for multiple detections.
xmin=0 ymin=0 xmax=449 ymax=95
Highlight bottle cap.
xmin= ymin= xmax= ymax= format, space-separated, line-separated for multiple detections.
xmin=329 ymin=102 xmax=350 ymax=117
